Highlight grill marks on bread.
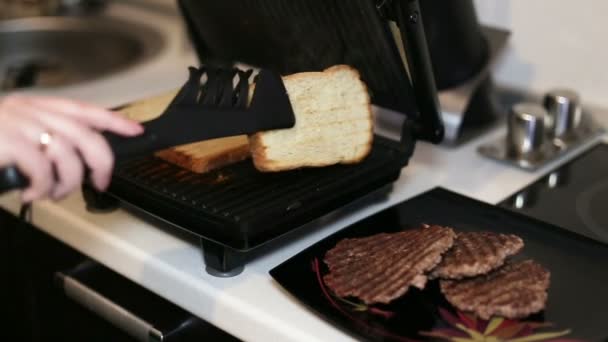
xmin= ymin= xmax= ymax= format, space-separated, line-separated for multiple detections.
xmin=120 ymin=65 xmax=373 ymax=174
xmin=323 ymin=225 xmax=455 ymax=304
xmin=250 ymin=65 xmax=374 ymax=172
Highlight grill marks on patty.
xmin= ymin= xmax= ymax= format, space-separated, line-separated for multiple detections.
xmin=322 ymin=226 xmax=548 ymax=320
xmin=431 ymin=232 xmax=524 ymax=279
xmin=323 ymin=225 xmax=455 ymax=304
xmin=440 ymin=260 xmax=550 ymax=320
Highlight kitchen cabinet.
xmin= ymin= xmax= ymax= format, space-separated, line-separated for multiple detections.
xmin=1 ymin=207 xmax=136 ymax=341
xmin=0 ymin=207 xmax=239 ymax=342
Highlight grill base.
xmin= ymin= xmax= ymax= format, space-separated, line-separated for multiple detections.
xmin=84 ymin=135 xmax=413 ymax=276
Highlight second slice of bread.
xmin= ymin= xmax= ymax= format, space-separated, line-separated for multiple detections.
xmin=154 ymin=136 xmax=249 ymax=174
xmin=250 ymin=65 xmax=374 ymax=172
xmin=118 ymin=90 xmax=250 ymax=174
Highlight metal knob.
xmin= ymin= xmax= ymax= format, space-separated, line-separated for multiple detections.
xmin=543 ymin=89 xmax=582 ymax=140
xmin=507 ymin=103 xmax=546 ymax=159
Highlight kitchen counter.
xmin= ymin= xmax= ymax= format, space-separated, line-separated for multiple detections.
xmin=1 ymin=104 xmax=605 ymax=341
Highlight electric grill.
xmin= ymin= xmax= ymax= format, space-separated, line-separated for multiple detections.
xmin=2 ymin=0 xmax=445 ymax=276
xmin=88 ymin=135 xmax=412 ymax=276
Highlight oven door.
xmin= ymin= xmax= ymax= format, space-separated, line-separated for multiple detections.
xmin=55 ymin=260 xmax=240 ymax=342
xmin=0 ymin=207 xmax=237 ymax=342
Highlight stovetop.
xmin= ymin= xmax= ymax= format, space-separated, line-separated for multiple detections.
xmin=501 ymin=142 xmax=608 ymax=245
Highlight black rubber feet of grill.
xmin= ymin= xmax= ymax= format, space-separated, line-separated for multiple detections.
xmin=200 ymin=239 xmax=244 ymax=277
xmin=82 ymin=184 xmax=120 ymax=213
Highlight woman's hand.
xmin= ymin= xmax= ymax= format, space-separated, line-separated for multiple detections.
xmin=0 ymin=94 xmax=143 ymax=202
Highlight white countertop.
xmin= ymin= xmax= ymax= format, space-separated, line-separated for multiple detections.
xmin=1 ymin=5 xmax=607 ymax=340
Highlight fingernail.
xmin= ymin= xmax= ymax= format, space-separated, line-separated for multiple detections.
xmin=94 ymin=176 xmax=110 ymax=192
xmin=21 ymin=190 xmax=34 ymax=203
xmin=133 ymin=123 xmax=144 ymax=134
xmin=93 ymin=179 xmax=103 ymax=191
xmin=126 ymin=122 xmax=144 ymax=135
xmin=52 ymin=187 xmax=67 ymax=201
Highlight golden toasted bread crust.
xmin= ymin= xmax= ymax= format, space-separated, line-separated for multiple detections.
xmin=155 ymin=142 xmax=250 ymax=174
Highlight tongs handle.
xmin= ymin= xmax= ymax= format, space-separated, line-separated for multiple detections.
xmin=103 ymin=130 xmax=159 ymax=162
xmin=0 ymin=166 xmax=29 ymax=194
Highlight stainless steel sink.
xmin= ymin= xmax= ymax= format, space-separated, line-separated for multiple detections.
xmin=0 ymin=16 xmax=165 ymax=90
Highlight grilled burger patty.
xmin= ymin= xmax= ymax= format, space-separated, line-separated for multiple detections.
xmin=440 ymin=260 xmax=550 ymax=320
xmin=323 ymin=225 xmax=455 ymax=304
xmin=431 ymin=231 xmax=524 ymax=279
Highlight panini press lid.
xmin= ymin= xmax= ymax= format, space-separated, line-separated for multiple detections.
xmin=177 ymin=0 xmax=444 ymax=144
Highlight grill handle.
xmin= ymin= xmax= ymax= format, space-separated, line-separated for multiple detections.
xmin=393 ymin=0 xmax=444 ymax=144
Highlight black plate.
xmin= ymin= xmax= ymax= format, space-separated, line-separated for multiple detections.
xmin=270 ymin=188 xmax=608 ymax=341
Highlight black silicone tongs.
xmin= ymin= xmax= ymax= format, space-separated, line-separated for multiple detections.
xmin=0 ymin=66 xmax=295 ymax=194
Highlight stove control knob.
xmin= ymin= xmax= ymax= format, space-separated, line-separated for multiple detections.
xmin=543 ymin=89 xmax=582 ymax=140
xmin=507 ymin=103 xmax=546 ymax=159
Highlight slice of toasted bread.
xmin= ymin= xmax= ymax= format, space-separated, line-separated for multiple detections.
xmin=118 ymin=90 xmax=250 ymax=174
xmin=119 ymin=90 xmax=178 ymax=122
xmin=249 ymin=65 xmax=374 ymax=172
xmin=154 ymin=136 xmax=250 ymax=173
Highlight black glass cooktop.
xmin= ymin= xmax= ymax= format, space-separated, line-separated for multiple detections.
xmin=501 ymin=143 xmax=608 ymax=245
